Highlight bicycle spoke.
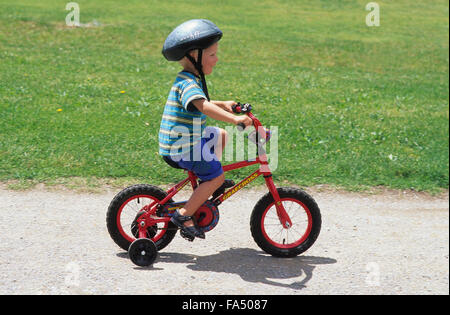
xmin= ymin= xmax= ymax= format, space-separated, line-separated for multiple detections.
xmin=119 ymin=196 xmax=160 ymax=239
xmin=263 ymin=198 xmax=312 ymax=247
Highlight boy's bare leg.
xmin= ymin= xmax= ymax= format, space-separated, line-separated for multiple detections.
xmin=177 ymin=128 xmax=228 ymax=227
xmin=177 ymin=173 xmax=225 ymax=227
xmin=215 ymin=128 xmax=228 ymax=161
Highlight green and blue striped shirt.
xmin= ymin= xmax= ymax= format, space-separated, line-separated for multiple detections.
xmin=158 ymin=71 xmax=207 ymax=156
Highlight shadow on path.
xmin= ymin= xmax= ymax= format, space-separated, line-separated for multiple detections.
xmin=154 ymin=248 xmax=336 ymax=290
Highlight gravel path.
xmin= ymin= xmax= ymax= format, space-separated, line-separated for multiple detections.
xmin=0 ymin=184 xmax=448 ymax=295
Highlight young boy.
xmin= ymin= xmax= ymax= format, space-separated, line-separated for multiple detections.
xmin=159 ymin=19 xmax=252 ymax=240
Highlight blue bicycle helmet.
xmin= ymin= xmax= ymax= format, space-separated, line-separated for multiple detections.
xmin=162 ymin=19 xmax=223 ymax=101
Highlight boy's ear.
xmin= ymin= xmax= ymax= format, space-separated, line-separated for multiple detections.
xmin=188 ymin=49 xmax=198 ymax=61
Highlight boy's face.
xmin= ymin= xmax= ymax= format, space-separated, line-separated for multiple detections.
xmin=202 ymin=42 xmax=219 ymax=75
xmin=189 ymin=42 xmax=219 ymax=75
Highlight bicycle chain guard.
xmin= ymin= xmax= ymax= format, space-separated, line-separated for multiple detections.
xmin=158 ymin=200 xmax=220 ymax=233
xmin=193 ymin=200 xmax=220 ymax=232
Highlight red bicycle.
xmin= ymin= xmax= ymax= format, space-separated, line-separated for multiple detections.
xmin=106 ymin=103 xmax=321 ymax=267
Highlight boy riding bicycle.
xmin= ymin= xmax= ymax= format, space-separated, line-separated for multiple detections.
xmin=159 ymin=19 xmax=252 ymax=241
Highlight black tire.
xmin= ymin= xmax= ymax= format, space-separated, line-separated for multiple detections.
xmin=250 ymin=187 xmax=321 ymax=257
xmin=106 ymin=184 xmax=177 ymax=251
xmin=128 ymin=238 xmax=158 ymax=267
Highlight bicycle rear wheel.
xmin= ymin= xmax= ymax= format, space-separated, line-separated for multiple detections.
xmin=106 ymin=184 xmax=177 ymax=251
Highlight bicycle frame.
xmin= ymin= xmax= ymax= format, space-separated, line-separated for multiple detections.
xmin=136 ymin=111 xmax=292 ymax=238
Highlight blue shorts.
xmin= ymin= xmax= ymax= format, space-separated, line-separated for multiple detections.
xmin=166 ymin=127 xmax=223 ymax=181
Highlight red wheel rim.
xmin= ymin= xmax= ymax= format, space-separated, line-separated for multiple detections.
xmin=260 ymin=198 xmax=313 ymax=249
xmin=116 ymin=195 xmax=167 ymax=244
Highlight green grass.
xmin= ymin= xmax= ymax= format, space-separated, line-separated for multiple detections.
xmin=0 ymin=0 xmax=448 ymax=192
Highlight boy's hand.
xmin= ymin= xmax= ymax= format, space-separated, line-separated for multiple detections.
xmin=235 ymin=115 xmax=253 ymax=129
xmin=221 ymin=101 xmax=236 ymax=113
xmin=193 ymin=99 xmax=252 ymax=128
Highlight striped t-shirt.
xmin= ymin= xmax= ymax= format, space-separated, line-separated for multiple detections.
xmin=158 ymin=71 xmax=207 ymax=156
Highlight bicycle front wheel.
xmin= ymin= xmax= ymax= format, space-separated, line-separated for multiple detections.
xmin=250 ymin=187 xmax=321 ymax=257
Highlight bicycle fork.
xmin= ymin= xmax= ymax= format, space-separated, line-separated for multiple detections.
xmin=219 ymin=164 xmax=293 ymax=229
xmin=263 ymin=174 xmax=293 ymax=229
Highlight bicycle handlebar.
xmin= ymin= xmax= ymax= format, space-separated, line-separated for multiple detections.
xmin=237 ymin=123 xmax=246 ymax=132
xmin=233 ymin=102 xmax=252 ymax=131
xmin=232 ymin=102 xmax=252 ymax=114
xmin=232 ymin=102 xmax=271 ymax=143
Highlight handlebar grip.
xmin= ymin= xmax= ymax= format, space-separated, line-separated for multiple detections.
xmin=237 ymin=123 xmax=246 ymax=132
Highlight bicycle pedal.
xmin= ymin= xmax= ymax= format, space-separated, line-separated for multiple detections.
xmin=180 ymin=230 xmax=195 ymax=242
xmin=223 ymin=179 xmax=235 ymax=188
xmin=212 ymin=179 xmax=235 ymax=200
xmin=199 ymin=179 xmax=234 ymax=189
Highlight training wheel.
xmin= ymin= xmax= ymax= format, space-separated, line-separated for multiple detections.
xmin=128 ymin=238 xmax=158 ymax=267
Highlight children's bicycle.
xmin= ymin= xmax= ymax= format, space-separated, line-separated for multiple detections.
xmin=106 ymin=103 xmax=321 ymax=267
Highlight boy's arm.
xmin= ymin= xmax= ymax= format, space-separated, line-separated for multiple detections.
xmin=192 ymin=99 xmax=237 ymax=124
xmin=210 ymin=100 xmax=235 ymax=113
xmin=192 ymin=99 xmax=252 ymax=128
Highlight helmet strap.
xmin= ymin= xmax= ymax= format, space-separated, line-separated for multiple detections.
xmin=185 ymin=49 xmax=210 ymax=101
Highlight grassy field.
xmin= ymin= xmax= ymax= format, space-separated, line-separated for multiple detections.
xmin=0 ymin=0 xmax=448 ymax=192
